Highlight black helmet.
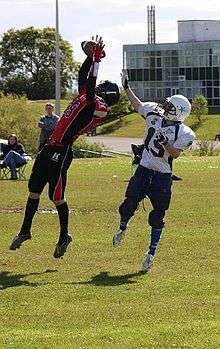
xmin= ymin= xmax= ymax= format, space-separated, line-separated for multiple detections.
xmin=95 ymin=80 xmax=120 ymax=106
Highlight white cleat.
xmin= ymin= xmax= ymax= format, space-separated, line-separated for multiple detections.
xmin=112 ymin=228 xmax=126 ymax=247
xmin=141 ymin=253 xmax=154 ymax=272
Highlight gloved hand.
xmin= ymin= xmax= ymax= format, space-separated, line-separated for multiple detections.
xmin=93 ymin=36 xmax=105 ymax=63
xmin=155 ymin=130 xmax=168 ymax=145
xmin=121 ymin=69 xmax=129 ymax=90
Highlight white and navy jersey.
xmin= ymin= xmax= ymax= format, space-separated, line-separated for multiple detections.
xmin=138 ymin=102 xmax=195 ymax=173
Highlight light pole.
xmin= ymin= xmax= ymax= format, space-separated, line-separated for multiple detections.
xmin=55 ymin=0 xmax=61 ymax=116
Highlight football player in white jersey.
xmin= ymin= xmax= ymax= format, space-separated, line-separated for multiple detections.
xmin=112 ymin=70 xmax=195 ymax=272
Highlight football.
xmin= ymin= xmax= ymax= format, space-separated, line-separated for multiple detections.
xmin=81 ymin=40 xmax=106 ymax=58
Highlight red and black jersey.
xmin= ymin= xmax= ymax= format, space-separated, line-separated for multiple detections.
xmin=49 ymin=57 xmax=107 ymax=146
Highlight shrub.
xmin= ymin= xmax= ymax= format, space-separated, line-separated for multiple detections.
xmin=72 ymin=136 xmax=104 ymax=158
xmin=0 ymin=94 xmax=39 ymax=155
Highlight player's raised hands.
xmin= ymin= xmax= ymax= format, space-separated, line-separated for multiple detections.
xmin=92 ymin=35 xmax=105 ymax=62
xmin=81 ymin=35 xmax=105 ymax=60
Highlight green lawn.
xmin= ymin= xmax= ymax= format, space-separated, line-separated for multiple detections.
xmin=0 ymin=156 xmax=219 ymax=348
xmin=28 ymin=100 xmax=220 ymax=140
xmin=98 ymin=112 xmax=220 ymax=140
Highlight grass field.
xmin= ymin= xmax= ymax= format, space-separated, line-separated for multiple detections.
xmin=98 ymin=112 xmax=220 ymax=140
xmin=0 ymin=157 xmax=219 ymax=348
xmin=28 ymin=100 xmax=220 ymax=140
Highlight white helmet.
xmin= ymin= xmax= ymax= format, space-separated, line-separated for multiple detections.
xmin=163 ymin=94 xmax=191 ymax=122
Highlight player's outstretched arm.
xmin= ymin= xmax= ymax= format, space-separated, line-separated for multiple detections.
xmin=121 ymin=70 xmax=142 ymax=112
xmin=78 ymin=56 xmax=93 ymax=93
xmin=86 ymin=36 xmax=105 ymax=100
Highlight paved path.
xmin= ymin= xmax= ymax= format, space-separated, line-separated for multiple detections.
xmin=86 ymin=136 xmax=220 ymax=153
xmin=86 ymin=136 xmax=142 ymax=153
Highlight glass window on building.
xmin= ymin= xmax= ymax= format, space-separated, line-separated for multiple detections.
xmin=207 ymin=88 xmax=212 ymax=98
xmin=150 ymin=69 xmax=156 ymax=81
xmin=199 ymin=68 xmax=205 ymax=80
xmin=213 ymin=99 xmax=220 ymax=106
xmin=150 ymin=89 xmax=156 ymax=98
xmin=185 ymin=56 xmax=193 ymax=67
xmin=129 ymin=58 xmax=136 ymax=68
xmin=199 ymin=55 xmax=208 ymax=66
xmin=165 ymin=88 xmax=171 ymax=97
xmin=144 ymin=69 xmax=149 ymax=81
xmin=136 ymin=58 xmax=143 ymax=69
xmin=164 ymin=57 xmax=171 ymax=67
xmin=156 ymin=57 xmax=161 ymax=67
xmin=193 ymin=68 xmax=199 ymax=80
xmin=156 ymin=69 xmax=162 ymax=81
xmin=137 ymin=69 xmax=143 ymax=81
xmin=206 ymin=68 xmax=212 ymax=80
xmin=128 ymin=69 xmax=137 ymax=81
xmin=127 ymin=51 xmax=136 ymax=58
xmin=156 ymin=89 xmax=163 ymax=98
xmin=214 ymin=88 xmax=220 ymax=97
xmin=164 ymin=69 xmax=171 ymax=80
xmin=213 ymin=67 xmax=219 ymax=80
xmin=136 ymin=51 xmax=143 ymax=58
xmin=143 ymin=57 xmax=150 ymax=67
xmin=150 ymin=57 xmax=155 ymax=68
xmin=144 ymin=89 xmax=150 ymax=100
xmin=186 ymin=68 xmax=192 ymax=80
xmin=186 ymin=88 xmax=192 ymax=98
xmin=212 ymin=55 xmax=220 ymax=66
xmin=200 ymin=88 xmax=206 ymax=96
xmin=171 ymin=56 xmax=178 ymax=67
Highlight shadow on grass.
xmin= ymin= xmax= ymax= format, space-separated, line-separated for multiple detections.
xmin=70 ymin=271 xmax=147 ymax=287
xmin=0 ymin=269 xmax=57 ymax=290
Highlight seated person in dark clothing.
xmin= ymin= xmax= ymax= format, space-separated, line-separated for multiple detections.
xmin=2 ymin=134 xmax=27 ymax=180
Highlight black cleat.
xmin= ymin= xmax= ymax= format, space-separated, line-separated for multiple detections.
xmin=53 ymin=235 xmax=72 ymax=259
xmin=9 ymin=233 xmax=32 ymax=250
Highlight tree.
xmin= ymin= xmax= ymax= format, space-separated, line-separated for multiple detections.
xmin=110 ymin=89 xmax=133 ymax=116
xmin=191 ymin=95 xmax=208 ymax=124
xmin=0 ymin=27 xmax=80 ymax=99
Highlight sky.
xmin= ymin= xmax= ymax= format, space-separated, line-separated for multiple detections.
xmin=0 ymin=0 xmax=220 ymax=86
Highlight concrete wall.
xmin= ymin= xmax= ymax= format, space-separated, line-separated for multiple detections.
xmin=178 ymin=20 xmax=220 ymax=42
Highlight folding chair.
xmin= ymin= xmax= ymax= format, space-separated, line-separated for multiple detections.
xmin=0 ymin=160 xmax=10 ymax=179
xmin=0 ymin=156 xmax=31 ymax=180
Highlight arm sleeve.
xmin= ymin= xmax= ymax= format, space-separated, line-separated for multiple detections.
xmin=138 ymin=102 xmax=159 ymax=119
xmin=173 ymin=130 xmax=195 ymax=151
xmin=85 ymin=61 xmax=99 ymax=101
xmin=78 ymin=57 xmax=93 ymax=93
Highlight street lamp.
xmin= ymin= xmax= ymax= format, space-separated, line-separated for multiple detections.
xmin=55 ymin=0 xmax=61 ymax=116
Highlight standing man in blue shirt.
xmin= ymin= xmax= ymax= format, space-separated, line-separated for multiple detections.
xmin=38 ymin=103 xmax=59 ymax=150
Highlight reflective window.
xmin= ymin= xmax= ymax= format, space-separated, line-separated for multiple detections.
xmin=143 ymin=58 xmax=150 ymax=67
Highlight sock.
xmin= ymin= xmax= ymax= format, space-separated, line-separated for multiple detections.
xmin=148 ymin=228 xmax=163 ymax=256
xmin=56 ymin=202 xmax=69 ymax=244
xmin=119 ymin=216 xmax=129 ymax=231
xmin=20 ymin=198 xmax=40 ymax=235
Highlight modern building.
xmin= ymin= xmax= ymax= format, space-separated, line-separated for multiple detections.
xmin=123 ymin=20 xmax=220 ymax=112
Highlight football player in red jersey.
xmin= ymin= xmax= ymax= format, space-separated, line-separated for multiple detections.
xmin=9 ymin=36 xmax=120 ymax=258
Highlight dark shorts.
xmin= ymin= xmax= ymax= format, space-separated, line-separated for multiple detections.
xmin=28 ymin=145 xmax=73 ymax=201
xmin=125 ymin=165 xmax=172 ymax=211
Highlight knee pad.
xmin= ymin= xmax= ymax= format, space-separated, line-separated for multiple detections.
xmin=119 ymin=197 xmax=139 ymax=220
xmin=148 ymin=210 xmax=165 ymax=229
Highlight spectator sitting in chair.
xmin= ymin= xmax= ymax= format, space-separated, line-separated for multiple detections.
xmin=38 ymin=103 xmax=59 ymax=151
xmin=2 ymin=134 xmax=27 ymax=180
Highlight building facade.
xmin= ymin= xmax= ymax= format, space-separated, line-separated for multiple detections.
xmin=123 ymin=20 xmax=220 ymax=111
